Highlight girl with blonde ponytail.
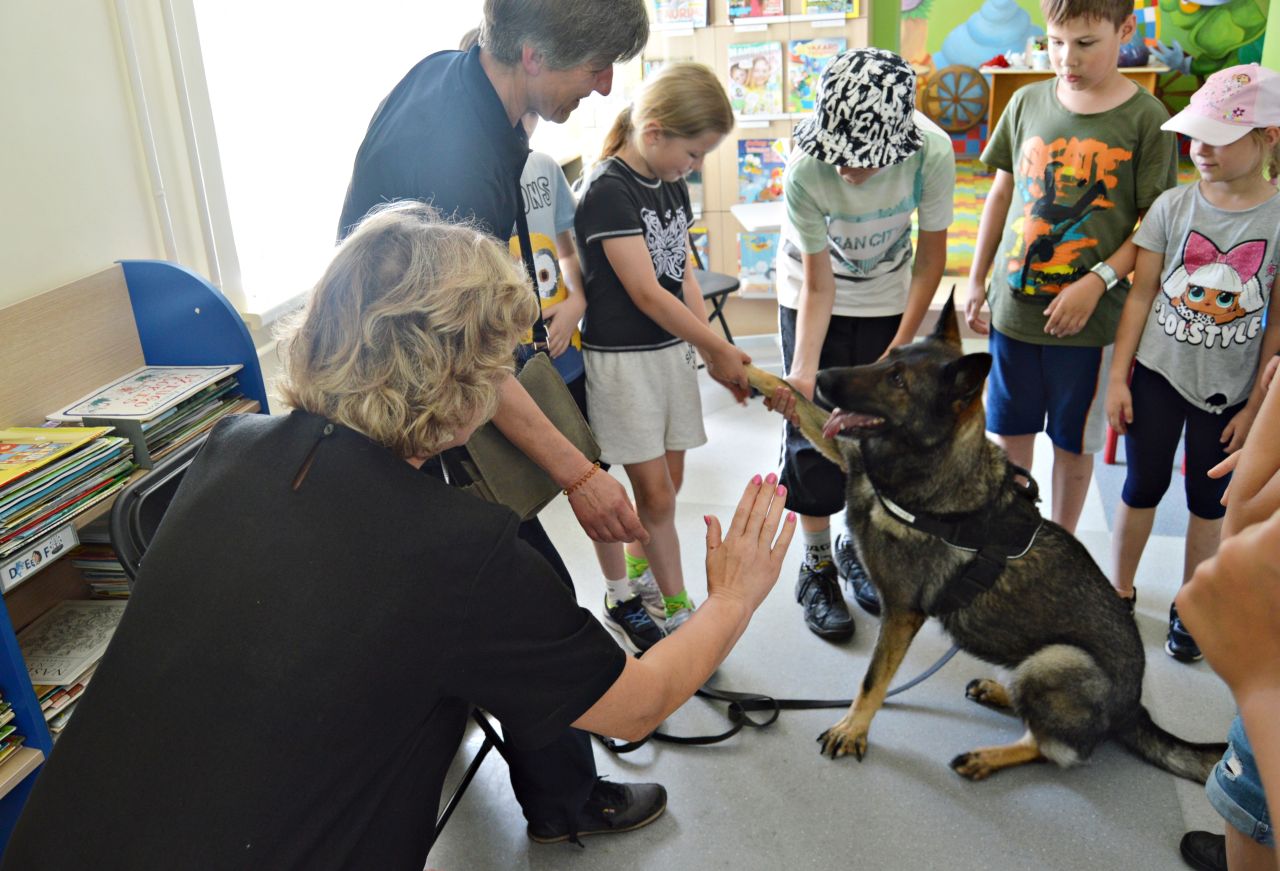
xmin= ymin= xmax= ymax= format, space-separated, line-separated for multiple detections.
xmin=574 ymin=61 xmax=751 ymax=639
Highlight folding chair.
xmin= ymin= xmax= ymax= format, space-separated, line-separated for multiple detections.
xmin=689 ymin=232 xmax=739 ymax=345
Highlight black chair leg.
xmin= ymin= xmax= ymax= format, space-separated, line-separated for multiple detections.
xmin=434 ymin=710 xmax=508 ymax=838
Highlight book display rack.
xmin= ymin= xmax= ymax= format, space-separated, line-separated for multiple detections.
xmin=0 ymin=260 xmax=268 ymax=847
xmin=642 ymin=0 xmax=870 ymax=300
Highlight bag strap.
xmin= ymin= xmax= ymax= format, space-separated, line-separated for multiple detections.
xmin=513 ymin=178 xmax=550 ymax=353
xmin=595 ymin=644 xmax=960 ymax=753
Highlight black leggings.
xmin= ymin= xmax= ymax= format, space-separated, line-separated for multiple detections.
xmin=1120 ymin=362 xmax=1240 ymax=519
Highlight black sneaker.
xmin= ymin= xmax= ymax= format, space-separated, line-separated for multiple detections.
xmin=1166 ymin=604 xmax=1203 ymax=663
xmin=527 ymin=778 xmax=667 ymax=844
xmin=1179 ymin=831 xmax=1226 ymax=871
xmin=834 ymin=532 xmax=881 ymax=617
xmin=795 ymin=560 xmax=854 ymax=640
xmin=602 ymin=595 xmax=664 ymax=654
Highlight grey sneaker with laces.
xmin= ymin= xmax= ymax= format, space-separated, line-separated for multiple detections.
xmin=629 ymin=569 xmax=666 ymax=622
xmin=664 ymin=605 xmax=694 ymax=633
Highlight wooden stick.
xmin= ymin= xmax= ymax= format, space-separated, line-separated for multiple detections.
xmin=745 ymin=364 xmax=846 ymax=472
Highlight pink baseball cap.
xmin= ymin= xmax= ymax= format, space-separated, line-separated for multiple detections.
xmin=1163 ymin=64 xmax=1280 ymax=146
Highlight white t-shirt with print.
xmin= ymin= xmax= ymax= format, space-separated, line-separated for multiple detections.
xmin=776 ymin=111 xmax=955 ymax=317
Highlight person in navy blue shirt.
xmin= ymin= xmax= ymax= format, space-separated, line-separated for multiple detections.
xmin=337 ymin=0 xmax=665 ymax=846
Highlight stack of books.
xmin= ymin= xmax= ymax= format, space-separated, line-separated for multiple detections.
xmin=0 ymin=693 xmax=25 ymax=765
xmin=19 ymin=600 xmax=128 ymax=738
xmin=0 ymin=428 xmax=136 ymax=578
xmin=70 ymin=519 xmax=131 ymax=600
xmin=47 ymin=364 xmax=254 ymax=468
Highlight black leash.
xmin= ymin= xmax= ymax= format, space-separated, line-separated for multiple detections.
xmin=594 ymin=644 xmax=960 ymax=753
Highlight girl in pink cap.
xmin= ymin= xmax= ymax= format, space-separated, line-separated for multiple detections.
xmin=1104 ymin=63 xmax=1280 ymax=662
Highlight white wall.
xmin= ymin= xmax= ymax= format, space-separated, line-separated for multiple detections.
xmin=0 ymin=1 xmax=212 ymax=310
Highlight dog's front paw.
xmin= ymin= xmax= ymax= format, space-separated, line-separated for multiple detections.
xmin=817 ymin=721 xmax=869 ymax=760
xmin=949 ymin=751 xmax=995 ymax=781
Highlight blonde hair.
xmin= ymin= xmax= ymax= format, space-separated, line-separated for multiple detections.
xmin=276 ymin=202 xmax=538 ymax=459
xmin=600 ymin=62 xmax=734 ymax=160
xmin=1248 ymin=128 xmax=1280 ymax=184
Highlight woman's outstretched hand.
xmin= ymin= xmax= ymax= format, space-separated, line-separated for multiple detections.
xmin=704 ymin=473 xmax=796 ymax=613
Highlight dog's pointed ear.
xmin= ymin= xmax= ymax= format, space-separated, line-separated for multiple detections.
xmin=942 ymin=352 xmax=992 ymax=406
xmin=929 ymin=286 xmax=962 ymax=349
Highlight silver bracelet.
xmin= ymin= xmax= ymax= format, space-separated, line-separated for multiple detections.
xmin=1089 ymin=261 xmax=1120 ymax=291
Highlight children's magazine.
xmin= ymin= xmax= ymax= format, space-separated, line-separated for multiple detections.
xmin=728 ymin=42 xmax=783 ymax=116
xmin=738 ymin=232 xmax=780 ymax=296
xmin=788 ymin=38 xmax=847 ymax=112
xmin=737 ymin=138 xmax=788 ymax=203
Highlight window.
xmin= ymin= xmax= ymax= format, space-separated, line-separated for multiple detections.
xmin=192 ymin=1 xmax=486 ymax=319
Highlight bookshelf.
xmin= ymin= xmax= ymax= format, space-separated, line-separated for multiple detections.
xmin=643 ymin=0 xmax=869 ymax=316
xmin=0 ymin=261 xmax=268 ymax=847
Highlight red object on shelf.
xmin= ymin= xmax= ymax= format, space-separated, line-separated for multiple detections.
xmin=982 ymin=54 xmax=1010 ymax=68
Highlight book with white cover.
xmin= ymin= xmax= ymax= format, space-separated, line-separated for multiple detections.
xmin=48 ymin=365 xmax=242 ymax=423
xmin=19 ymin=600 xmax=128 ymax=685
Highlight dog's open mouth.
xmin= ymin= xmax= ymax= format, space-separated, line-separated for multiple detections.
xmin=822 ymin=409 xmax=885 ymax=439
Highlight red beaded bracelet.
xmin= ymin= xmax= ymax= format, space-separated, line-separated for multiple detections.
xmin=563 ymin=462 xmax=601 ymax=497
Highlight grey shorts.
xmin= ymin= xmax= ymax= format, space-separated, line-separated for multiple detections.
xmin=584 ymin=342 xmax=708 ymax=465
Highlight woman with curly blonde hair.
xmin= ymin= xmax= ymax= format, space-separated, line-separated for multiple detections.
xmin=4 ymin=202 xmax=795 ymax=869
xmin=279 ymin=202 xmax=537 ymax=461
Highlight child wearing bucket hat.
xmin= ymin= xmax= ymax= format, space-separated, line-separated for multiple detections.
xmin=768 ymin=47 xmax=956 ymax=639
xmin=1104 ymin=62 xmax=1280 ymax=670
xmin=965 ymin=0 xmax=1178 ymax=544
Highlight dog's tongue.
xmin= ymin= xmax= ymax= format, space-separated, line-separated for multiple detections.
xmin=822 ymin=409 xmax=883 ymax=439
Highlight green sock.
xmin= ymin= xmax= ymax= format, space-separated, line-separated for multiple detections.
xmin=625 ymin=553 xmax=649 ymax=580
xmin=663 ymin=589 xmax=692 ymax=618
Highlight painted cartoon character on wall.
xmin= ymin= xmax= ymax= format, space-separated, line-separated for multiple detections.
xmin=1155 ymin=0 xmax=1266 ymax=78
xmin=1161 ymin=231 xmax=1267 ymax=332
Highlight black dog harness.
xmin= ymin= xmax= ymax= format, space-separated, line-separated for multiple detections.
xmin=871 ymin=463 xmax=1043 ymax=616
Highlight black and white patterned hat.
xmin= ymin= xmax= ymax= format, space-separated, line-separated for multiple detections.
xmin=793 ymin=48 xmax=922 ymax=169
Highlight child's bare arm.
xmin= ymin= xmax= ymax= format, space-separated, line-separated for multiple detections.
xmin=542 ymin=229 xmax=587 ymax=358
xmin=1104 ymin=246 xmax=1164 ymax=434
xmin=682 ymin=254 xmax=709 ymax=322
xmin=965 ymin=170 xmax=1013 ymax=335
xmin=788 ymin=251 xmax=837 ymax=400
xmin=1220 ymin=283 xmax=1280 ymax=453
xmin=1217 ymin=343 xmax=1280 ymax=539
xmin=602 ymin=235 xmax=751 ymax=400
xmin=1043 ymin=237 xmax=1140 ymax=337
xmin=885 ymin=229 xmax=947 ymax=354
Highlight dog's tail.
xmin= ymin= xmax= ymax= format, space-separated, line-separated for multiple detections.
xmin=1116 ymin=705 xmax=1226 ymax=783
xmin=745 ymin=365 xmax=845 ymax=471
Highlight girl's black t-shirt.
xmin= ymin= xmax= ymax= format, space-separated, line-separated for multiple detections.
xmin=575 ymin=157 xmax=693 ymax=352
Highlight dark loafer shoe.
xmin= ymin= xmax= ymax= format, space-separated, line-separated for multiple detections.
xmin=1179 ymin=831 xmax=1226 ymax=871
xmin=528 ymin=779 xmax=667 ymax=844
xmin=796 ymin=561 xmax=854 ymax=640
xmin=835 ymin=533 xmax=881 ymax=617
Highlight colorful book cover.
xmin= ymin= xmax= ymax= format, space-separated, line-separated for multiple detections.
xmin=737 ymin=138 xmax=788 ymax=203
xmin=728 ymin=0 xmax=783 ymax=19
xmin=788 ymin=38 xmax=847 ymax=112
xmin=48 ymin=365 xmax=243 ymax=423
xmin=728 ymin=42 xmax=783 ymax=116
xmin=802 ymin=0 xmax=859 ymax=14
xmin=0 ymin=427 xmax=112 ymax=489
xmin=690 ymin=226 xmax=710 ymax=269
xmin=652 ymin=0 xmax=708 ymax=27
xmin=738 ymin=232 xmax=780 ymax=295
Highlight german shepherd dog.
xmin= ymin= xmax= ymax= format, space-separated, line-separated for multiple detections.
xmin=747 ymin=298 xmax=1225 ymax=782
